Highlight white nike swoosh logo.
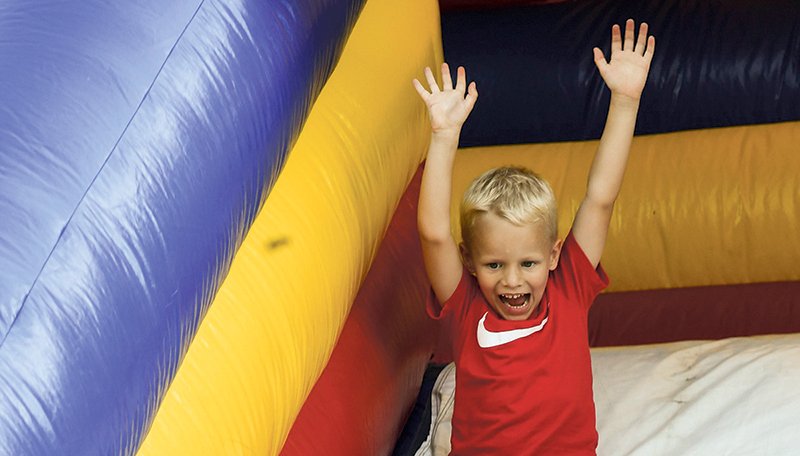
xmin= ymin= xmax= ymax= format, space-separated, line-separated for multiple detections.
xmin=476 ymin=311 xmax=549 ymax=348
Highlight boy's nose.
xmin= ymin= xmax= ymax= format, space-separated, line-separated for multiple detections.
xmin=502 ymin=268 xmax=522 ymax=287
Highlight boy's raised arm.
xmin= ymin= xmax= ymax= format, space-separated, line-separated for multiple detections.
xmin=414 ymin=63 xmax=478 ymax=304
xmin=573 ymin=19 xmax=655 ymax=268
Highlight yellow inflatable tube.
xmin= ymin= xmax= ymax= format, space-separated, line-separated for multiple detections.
xmin=137 ymin=0 xmax=442 ymax=454
xmin=452 ymin=121 xmax=800 ymax=292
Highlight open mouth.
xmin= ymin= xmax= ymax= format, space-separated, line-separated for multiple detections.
xmin=499 ymin=293 xmax=530 ymax=308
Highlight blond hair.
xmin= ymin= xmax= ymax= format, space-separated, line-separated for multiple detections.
xmin=460 ymin=166 xmax=557 ymax=247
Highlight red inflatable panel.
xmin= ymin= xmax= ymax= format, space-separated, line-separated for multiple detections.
xmin=589 ymin=282 xmax=800 ymax=347
xmin=281 ymin=168 xmax=436 ymax=455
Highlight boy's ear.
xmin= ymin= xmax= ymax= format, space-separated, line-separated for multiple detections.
xmin=548 ymin=238 xmax=563 ymax=271
xmin=459 ymin=242 xmax=476 ymax=275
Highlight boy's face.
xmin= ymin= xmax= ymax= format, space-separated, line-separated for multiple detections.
xmin=462 ymin=212 xmax=561 ymax=321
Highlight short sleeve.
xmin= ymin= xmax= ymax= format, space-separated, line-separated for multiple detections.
xmin=555 ymin=231 xmax=610 ymax=310
xmin=425 ymin=267 xmax=473 ymax=322
xmin=426 ymin=268 xmax=477 ymax=364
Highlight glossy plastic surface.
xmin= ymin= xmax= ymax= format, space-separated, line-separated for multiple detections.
xmin=442 ymin=0 xmax=800 ymax=146
xmin=0 ymin=0 xmax=363 ymax=454
xmin=282 ymin=170 xmax=437 ymax=456
xmin=137 ymin=0 xmax=441 ymax=453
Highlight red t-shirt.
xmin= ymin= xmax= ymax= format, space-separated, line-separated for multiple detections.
xmin=427 ymin=232 xmax=609 ymax=455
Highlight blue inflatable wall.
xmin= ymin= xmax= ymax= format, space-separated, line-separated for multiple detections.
xmin=0 ymin=0 xmax=364 ymax=454
xmin=443 ymin=0 xmax=800 ymax=146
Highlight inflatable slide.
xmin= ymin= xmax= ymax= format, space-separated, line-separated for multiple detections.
xmin=1 ymin=0 xmax=798 ymax=455
xmin=2 ymin=0 xmax=439 ymax=453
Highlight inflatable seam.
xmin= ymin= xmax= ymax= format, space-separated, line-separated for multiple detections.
xmin=0 ymin=0 xmax=207 ymax=348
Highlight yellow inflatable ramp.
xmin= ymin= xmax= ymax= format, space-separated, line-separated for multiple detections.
xmin=137 ymin=0 xmax=442 ymax=454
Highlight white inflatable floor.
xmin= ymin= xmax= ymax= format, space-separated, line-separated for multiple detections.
xmin=417 ymin=333 xmax=800 ymax=456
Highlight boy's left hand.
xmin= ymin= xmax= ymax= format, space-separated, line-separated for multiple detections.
xmin=413 ymin=63 xmax=478 ymax=137
xmin=594 ymin=19 xmax=655 ymax=105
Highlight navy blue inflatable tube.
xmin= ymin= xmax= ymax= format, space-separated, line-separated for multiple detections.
xmin=0 ymin=0 xmax=363 ymax=454
xmin=442 ymin=0 xmax=800 ymax=147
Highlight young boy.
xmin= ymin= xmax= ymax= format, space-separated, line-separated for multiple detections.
xmin=413 ymin=20 xmax=655 ymax=455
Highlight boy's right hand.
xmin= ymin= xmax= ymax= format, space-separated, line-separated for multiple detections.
xmin=413 ymin=63 xmax=478 ymax=137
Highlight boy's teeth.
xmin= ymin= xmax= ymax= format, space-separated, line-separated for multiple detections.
xmin=500 ymin=293 xmax=528 ymax=307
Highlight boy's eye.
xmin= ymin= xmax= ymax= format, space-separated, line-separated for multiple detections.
xmin=521 ymin=261 xmax=535 ymax=268
xmin=486 ymin=262 xmax=501 ymax=270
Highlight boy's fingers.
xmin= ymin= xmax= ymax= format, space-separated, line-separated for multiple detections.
xmin=441 ymin=63 xmax=453 ymax=90
xmin=593 ymin=47 xmax=608 ymax=70
xmin=412 ymin=78 xmax=430 ymax=99
xmin=623 ymin=19 xmax=635 ymax=51
xmin=635 ymin=22 xmax=648 ymax=55
xmin=424 ymin=66 xmax=440 ymax=93
xmin=455 ymin=66 xmax=466 ymax=92
xmin=644 ymin=36 xmax=656 ymax=62
xmin=464 ymin=81 xmax=478 ymax=110
xmin=611 ymin=24 xmax=622 ymax=53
